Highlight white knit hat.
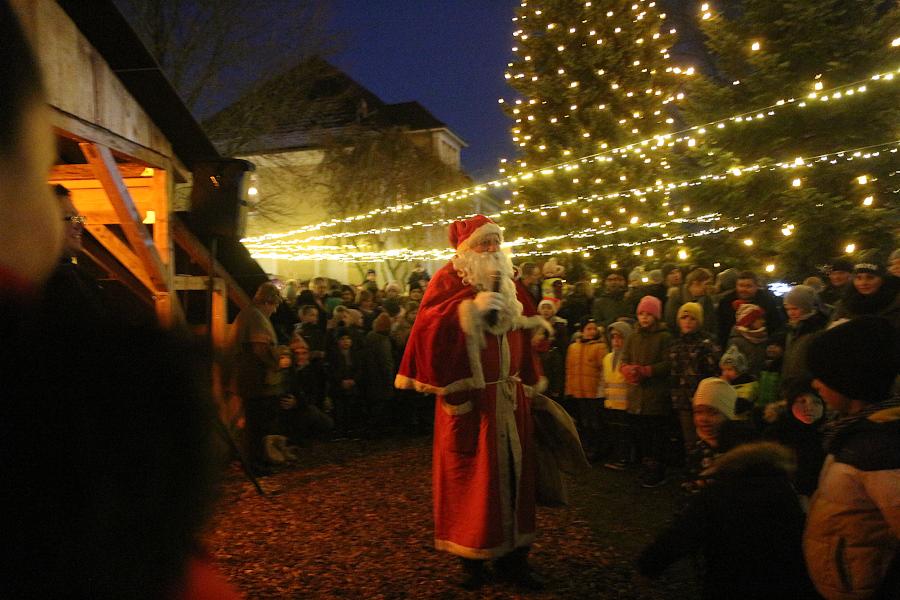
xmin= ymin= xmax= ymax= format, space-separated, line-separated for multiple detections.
xmin=693 ymin=377 xmax=737 ymax=420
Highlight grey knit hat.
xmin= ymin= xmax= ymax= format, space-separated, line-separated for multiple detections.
xmin=607 ymin=320 xmax=633 ymax=341
xmin=720 ymin=344 xmax=749 ymax=374
xmin=783 ymin=284 xmax=817 ymax=314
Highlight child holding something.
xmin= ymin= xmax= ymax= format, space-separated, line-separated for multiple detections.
xmin=621 ymin=296 xmax=672 ymax=488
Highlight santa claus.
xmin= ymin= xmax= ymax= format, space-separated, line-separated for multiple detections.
xmin=395 ymin=215 xmax=548 ymax=590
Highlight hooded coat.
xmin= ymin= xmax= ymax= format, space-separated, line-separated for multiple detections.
xmin=395 ymin=262 xmax=547 ymax=559
xmin=639 ymin=442 xmax=819 ymax=600
xmin=621 ymin=320 xmax=672 ymax=415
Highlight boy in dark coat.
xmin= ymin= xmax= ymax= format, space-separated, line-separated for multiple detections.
xmin=638 ymin=442 xmax=819 ymax=600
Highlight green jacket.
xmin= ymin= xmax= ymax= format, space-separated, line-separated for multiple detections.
xmin=621 ymin=321 xmax=672 ymax=416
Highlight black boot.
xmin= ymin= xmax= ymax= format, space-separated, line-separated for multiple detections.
xmin=494 ymin=546 xmax=546 ymax=591
xmin=458 ymin=558 xmax=487 ymax=590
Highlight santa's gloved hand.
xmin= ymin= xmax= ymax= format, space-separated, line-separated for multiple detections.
xmin=473 ymin=291 xmax=505 ymax=315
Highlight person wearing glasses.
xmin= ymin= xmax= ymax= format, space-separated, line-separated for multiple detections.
xmin=41 ymin=184 xmax=107 ymax=321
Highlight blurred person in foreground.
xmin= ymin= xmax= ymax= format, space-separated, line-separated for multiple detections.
xmin=0 ymin=4 xmax=238 ymax=597
xmin=804 ymin=316 xmax=900 ymax=600
xmin=395 ymin=215 xmax=548 ymax=591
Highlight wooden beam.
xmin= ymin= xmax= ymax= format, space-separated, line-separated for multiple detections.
xmin=51 ymin=109 xmax=190 ymax=183
xmin=85 ymin=224 xmax=154 ymax=293
xmin=81 ymin=142 xmax=169 ymax=293
xmin=50 ymin=163 xmax=151 ymax=181
xmin=171 ymin=216 xmax=251 ymax=310
xmin=68 ymin=186 xmax=154 ymax=225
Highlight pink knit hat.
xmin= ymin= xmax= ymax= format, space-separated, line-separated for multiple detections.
xmin=636 ymin=295 xmax=662 ymax=320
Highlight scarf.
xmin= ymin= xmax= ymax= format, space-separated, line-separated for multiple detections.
xmin=822 ymin=395 xmax=900 ymax=453
xmin=736 ymin=325 xmax=767 ymax=344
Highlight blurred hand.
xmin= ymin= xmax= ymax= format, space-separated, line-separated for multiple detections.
xmin=473 ymin=291 xmax=504 ymax=315
xmin=341 ymin=379 xmax=355 ymax=390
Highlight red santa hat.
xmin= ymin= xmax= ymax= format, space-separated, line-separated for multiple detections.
xmin=449 ymin=215 xmax=502 ymax=252
xmin=732 ymin=300 xmax=765 ymax=328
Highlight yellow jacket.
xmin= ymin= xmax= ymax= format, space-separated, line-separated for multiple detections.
xmin=565 ymin=338 xmax=607 ymax=400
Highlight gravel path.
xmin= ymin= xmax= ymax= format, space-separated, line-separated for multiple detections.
xmin=204 ymin=435 xmax=698 ymax=599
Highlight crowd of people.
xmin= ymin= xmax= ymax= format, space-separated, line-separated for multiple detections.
xmin=3 ymin=1 xmax=898 ymax=595
xmin=231 ymin=244 xmax=900 ymax=597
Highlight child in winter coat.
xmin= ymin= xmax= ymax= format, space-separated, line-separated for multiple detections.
xmin=719 ymin=345 xmax=758 ymax=418
xmin=639 ymin=442 xmax=819 ymax=600
xmin=565 ymin=319 xmax=608 ymax=459
xmin=684 ymin=377 xmax=758 ymax=493
xmin=669 ymin=302 xmax=721 ymax=457
xmin=621 ymin=296 xmax=672 ymax=487
xmin=602 ymin=321 xmax=633 ymax=470
xmin=726 ymin=301 xmax=768 ymax=377
xmin=763 ymin=378 xmax=827 ymax=501
xmin=533 ymin=299 xmax=569 ymax=403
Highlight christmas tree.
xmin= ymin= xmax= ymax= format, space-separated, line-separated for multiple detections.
xmin=680 ymin=0 xmax=900 ymax=278
xmin=500 ymin=0 xmax=693 ymax=273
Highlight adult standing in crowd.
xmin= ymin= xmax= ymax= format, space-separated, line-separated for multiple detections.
xmin=716 ymin=270 xmax=784 ymax=348
xmin=592 ymin=268 xmax=632 ymax=328
xmin=830 ymin=262 xmax=900 ymax=331
xmin=804 ymin=316 xmax=900 ymax=600
xmin=518 ymin=261 xmax=543 ymax=309
xmin=229 ymin=282 xmax=283 ymax=474
xmin=781 ymin=284 xmax=828 ymax=381
xmin=395 ymin=215 xmax=547 ymax=591
xmin=819 ymin=259 xmax=854 ymax=308
xmin=41 ymin=184 xmax=107 ymax=322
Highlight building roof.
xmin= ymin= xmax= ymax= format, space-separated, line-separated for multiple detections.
xmin=56 ymin=0 xmax=220 ymax=167
xmin=204 ymin=57 xmax=465 ymax=155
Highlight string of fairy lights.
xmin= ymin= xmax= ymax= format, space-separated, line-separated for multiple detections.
xmin=242 ymin=61 xmax=900 ymax=246
xmin=241 ymin=4 xmax=900 ymax=265
xmin=243 ymin=138 xmax=899 ymax=261
xmin=244 ymin=139 xmax=899 ymax=263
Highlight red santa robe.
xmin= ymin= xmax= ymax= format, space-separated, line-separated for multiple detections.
xmin=395 ymin=261 xmax=547 ymax=559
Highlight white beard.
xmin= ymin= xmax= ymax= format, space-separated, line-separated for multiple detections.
xmin=452 ymin=249 xmax=523 ymax=320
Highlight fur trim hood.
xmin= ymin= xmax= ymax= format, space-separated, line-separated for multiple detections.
xmin=702 ymin=441 xmax=797 ymax=479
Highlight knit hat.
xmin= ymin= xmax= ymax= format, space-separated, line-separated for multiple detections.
xmin=648 ymin=269 xmax=664 ymax=284
xmin=733 ymin=301 xmax=765 ymax=328
xmin=783 ymin=285 xmax=816 ymax=314
xmin=448 ymin=215 xmax=502 ymax=252
xmin=607 ymin=320 xmax=632 ymax=341
xmin=677 ymin=302 xmax=704 ymax=326
xmin=537 ymin=299 xmax=558 ymax=315
xmin=628 ymin=267 xmax=646 ymax=284
xmin=384 ymin=281 xmax=403 ymax=294
xmin=720 ymin=344 xmax=749 ymax=374
xmin=693 ymin=377 xmax=738 ymax=420
xmin=829 ymin=259 xmax=853 ymax=273
xmin=853 ymin=262 xmax=882 ymax=276
xmin=807 ymin=316 xmax=899 ymax=403
xmin=715 ymin=268 xmax=738 ymax=292
xmin=662 ymin=264 xmax=681 ymax=281
xmin=636 ymin=295 xmax=662 ymax=320
xmin=542 ymin=257 xmax=566 ymax=278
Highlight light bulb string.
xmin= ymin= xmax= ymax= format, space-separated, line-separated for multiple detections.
xmin=244 ymin=138 xmax=899 ymax=249
xmin=241 ymin=64 xmax=899 ymax=244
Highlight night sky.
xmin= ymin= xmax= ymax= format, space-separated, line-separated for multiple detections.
xmin=325 ymin=0 xmax=521 ymax=181
xmin=324 ymin=1 xmax=699 ymax=182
